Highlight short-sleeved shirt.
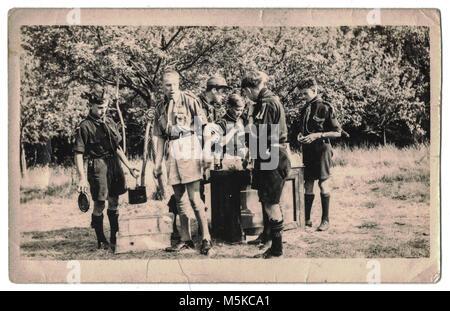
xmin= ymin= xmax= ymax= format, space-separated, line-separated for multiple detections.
xmin=251 ymin=88 xmax=288 ymax=152
xmin=299 ymin=95 xmax=341 ymax=181
xmin=299 ymin=96 xmax=341 ymax=136
xmin=73 ymin=113 xmax=122 ymax=158
xmin=152 ymin=91 xmax=206 ymax=140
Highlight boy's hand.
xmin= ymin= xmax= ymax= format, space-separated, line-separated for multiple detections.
xmin=298 ymin=133 xmax=321 ymax=144
xmin=130 ymin=168 xmax=140 ymax=179
xmin=78 ymin=178 xmax=89 ymax=193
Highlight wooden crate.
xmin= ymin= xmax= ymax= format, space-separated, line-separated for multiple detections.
xmin=115 ymin=213 xmax=173 ymax=254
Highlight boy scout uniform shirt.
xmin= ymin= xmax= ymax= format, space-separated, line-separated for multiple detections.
xmin=299 ymin=95 xmax=341 ymax=181
xmin=252 ymin=88 xmax=288 ymax=153
xmin=251 ymin=88 xmax=291 ymax=204
xmin=215 ymin=112 xmax=248 ymax=157
xmin=73 ymin=112 xmax=126 ymax=200
xmin=73 ymin=113 xmax=122 ymax=158
xmin=299 ymin=95 xmax=340 ymax=137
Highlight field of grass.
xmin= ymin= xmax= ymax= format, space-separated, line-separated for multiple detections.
xmin=18 ymin=144 xmax=430 ymax=260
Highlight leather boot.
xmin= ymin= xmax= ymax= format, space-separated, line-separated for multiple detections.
xmin=91 ymin=214 xmax=109 ymax=249
xmin=255 ymin=220 xmax=283 ymax=259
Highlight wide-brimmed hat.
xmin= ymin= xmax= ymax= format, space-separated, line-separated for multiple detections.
xmin=207 ymin=76 xmax=231 ymax=89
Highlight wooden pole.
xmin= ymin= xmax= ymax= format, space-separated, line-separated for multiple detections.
xmin=115 ymin=75 xmax=127 ymax=153
xmin=144 ymin=107 xmax=166 ymax=200
xmin=141 ymin=121 xmax=151 ymax=187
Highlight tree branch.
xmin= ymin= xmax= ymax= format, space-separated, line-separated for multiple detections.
xmin=178 ymin=40 xmax=220 ymax=72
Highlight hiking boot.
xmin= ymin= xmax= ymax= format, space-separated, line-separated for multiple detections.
xmin=200 ymin=239 xmax=213 ymax=255
xmin=305 ymin=220 xmax=313 ymax=227
xmin=165 ymin=240 xmax=195 ymax=253
xmin=254 ymin=247 xmax=283 ymax=259
xmin=317 ymin=220 xmax=330 ymax=232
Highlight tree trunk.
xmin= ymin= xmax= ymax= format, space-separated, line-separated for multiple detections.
xmin=20 ymin=142 xmax=27 ymax=179
xmin=115 ymin=75 xmax=127 ymax=154
xmin=383 ymin=128 xmax=387 ymax=146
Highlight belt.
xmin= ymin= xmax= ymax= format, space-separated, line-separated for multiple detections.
xmin=89 ymin=153 xmax=115 ymax=160
xmin=169 ymin=130 xmax=196 ymax=141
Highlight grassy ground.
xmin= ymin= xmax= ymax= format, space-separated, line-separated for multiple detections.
xmin=18 ymin=144 xmax=430 ymax=260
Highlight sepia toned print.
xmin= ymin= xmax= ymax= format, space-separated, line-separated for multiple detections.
xmin=9 ymin=8 xmax=440 ymax=283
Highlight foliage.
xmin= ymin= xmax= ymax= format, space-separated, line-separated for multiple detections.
xmin=20 ymin=25 xmax=430 ymax=164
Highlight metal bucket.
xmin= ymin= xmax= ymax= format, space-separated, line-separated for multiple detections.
xmin=128 ymin=177 xmax=147 ymax=204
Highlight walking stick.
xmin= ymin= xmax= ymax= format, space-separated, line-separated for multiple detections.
xmin=115 ymin=75 xmax=127 ymax=153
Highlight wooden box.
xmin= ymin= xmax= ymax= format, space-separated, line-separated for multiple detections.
xmin=115 ymin=213 xmax=173 ymax=254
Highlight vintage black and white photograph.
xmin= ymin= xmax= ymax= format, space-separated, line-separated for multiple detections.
xmin=8 ymin=8 xmax=440 ymax=283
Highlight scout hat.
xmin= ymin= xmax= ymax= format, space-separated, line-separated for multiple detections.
xmin=207 ymin=76 xmax=231 ymax=89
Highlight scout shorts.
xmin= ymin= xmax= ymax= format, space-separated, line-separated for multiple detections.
xmin=87 ymin=156 xmax=126 ymax=201
xmin=252 ymin=147 xmax=291 ymax=204
xmin=302 ymin=140 xmax=333 ymax=181
xmin=166 ymin=135 xmax=203 ymax=186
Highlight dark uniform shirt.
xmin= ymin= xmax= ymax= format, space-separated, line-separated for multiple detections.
xmin=299 ymin=95 xmax=341 ymax=181
xmin=250 ymin=88 xmax=291 ymax=204
xmin=252 ymin=88 xmax=288 ymax=152
xmin=299 ymin=95 xmax=341 ymax=137
xmin=73 ymin=111 xmax=126 ymax=200
xmin=73 ymin=112 xmax=122 ymax=158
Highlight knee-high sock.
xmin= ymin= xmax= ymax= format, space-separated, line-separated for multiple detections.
xmin=269 ymin=220 xmax=283 ymax=256
xmin=91 ymin=214 xmax=108 ymax=245
xmin=305 ymin=194 xmax=315 ymax=221
xmin=320 ymin=193 xmax=330 ymax=222
xmin=262 ymin=207 xmax=270 ymax=241
xmin=179 ymin=214 xmax=192 ymax=242
xmin=107 ymin=209 xmax=119 ymax=246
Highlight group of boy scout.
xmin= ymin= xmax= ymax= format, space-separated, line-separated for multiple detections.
xmin=74 ymin=70 xmax=341 ymax=258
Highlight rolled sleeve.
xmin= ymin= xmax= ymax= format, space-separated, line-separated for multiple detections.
xmin=73 ymin=124 xmax=88 ymax=154
xmin=326 ymin=105 xmax=341 ymax=133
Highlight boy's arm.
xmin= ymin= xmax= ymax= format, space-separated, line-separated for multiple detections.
xmin=116 ymin=147 xmax=139 ymax=178
xmin=74 ymin=153 xmax=88 ymax=192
